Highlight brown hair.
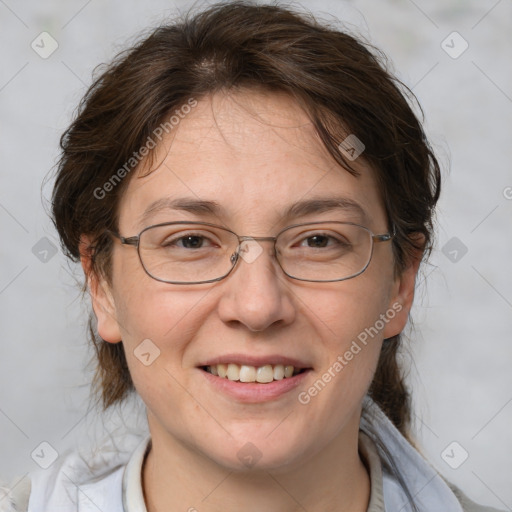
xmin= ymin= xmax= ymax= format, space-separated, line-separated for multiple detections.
xmin=52 ymin=1 xmax=441 ymax=438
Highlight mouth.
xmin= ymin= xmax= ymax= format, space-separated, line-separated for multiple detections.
xmin=200 ymin=363 xmax=310 ymax=383
xmin=196 ymin=354 xmax=314 ymax=402
xmin=197 ymin=356 xmax=313 ymax=402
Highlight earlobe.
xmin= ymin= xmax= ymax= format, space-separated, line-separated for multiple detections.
xmin=383 ymin=245 xmax=423 ymax=339
xmin=79 ymin=235 xmax=122 ymax=344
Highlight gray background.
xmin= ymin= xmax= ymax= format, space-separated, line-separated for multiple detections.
xmin=1 ymin=0 xmax=511 ymax=508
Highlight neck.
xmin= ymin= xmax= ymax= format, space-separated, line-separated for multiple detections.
xmin=142 ymin=417 xmax=370 ymax=512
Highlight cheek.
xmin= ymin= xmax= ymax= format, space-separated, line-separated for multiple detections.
xmin=291 ymin=289 xmax=385 ymax=450
xmin=111 ymin=246 xmax=185 ymax=335
xmin=111 ymin=283 xmax=205 ymax=418
xmin=114 ymin=284 xmax=204 ymax=349
xmin=299 ymin=275 xmax=392 ymax=395
xmin=307 ymin=271 xmax=394 ymax=343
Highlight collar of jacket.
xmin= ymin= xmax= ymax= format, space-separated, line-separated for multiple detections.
xmin=118 ymin=396 xmax=464 ymax=512
xmin=18 ymin=395 xmax=493 ymax=512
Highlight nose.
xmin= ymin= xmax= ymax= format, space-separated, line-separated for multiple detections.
xmin=217 ymin=239 xmax=296 ymax=332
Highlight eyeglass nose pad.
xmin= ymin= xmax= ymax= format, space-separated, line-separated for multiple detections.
xmin=230 ymin=251 xmax=239 ymax=266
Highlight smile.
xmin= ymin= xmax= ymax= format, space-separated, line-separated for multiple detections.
xmin=202 ymin=363 xmax=307 ymax=383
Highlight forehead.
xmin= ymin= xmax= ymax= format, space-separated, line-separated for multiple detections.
xmin=118 ymin=89 xmax=385 ymax=232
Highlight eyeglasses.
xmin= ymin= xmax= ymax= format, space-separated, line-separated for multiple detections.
xmin=108 ymin=221 xmax=394 ymax=285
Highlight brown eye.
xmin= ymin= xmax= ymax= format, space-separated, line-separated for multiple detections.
xmin=163 ymin=234 xmax=210 ymax=249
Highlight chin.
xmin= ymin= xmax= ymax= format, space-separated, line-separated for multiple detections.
xmin=203 ymin=433 xmax=308 ymax=473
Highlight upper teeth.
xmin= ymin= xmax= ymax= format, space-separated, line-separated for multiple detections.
xmin=206 ymin=363 xmax=300 ymax=383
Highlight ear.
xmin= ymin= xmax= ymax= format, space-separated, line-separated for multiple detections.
xmin=79 ymin=235 xmax=122 ymax=344
xmin=383 ymin=239 xmax=424 ymax=339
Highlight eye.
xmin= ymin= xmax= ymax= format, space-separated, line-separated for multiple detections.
xmin=300 ymin=234 xmax=334 ymax=248
xmin=296 ymin=232 xmax=351 ymax=249
xmin=159 ymin=231 xmax=219 ymax=249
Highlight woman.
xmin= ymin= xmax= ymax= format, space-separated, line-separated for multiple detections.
xmin=0 ymin=2 xmax=504 ymax=511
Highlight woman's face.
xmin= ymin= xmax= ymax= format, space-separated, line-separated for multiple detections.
xmin=88 ymin=89 xmax=416 ymax=471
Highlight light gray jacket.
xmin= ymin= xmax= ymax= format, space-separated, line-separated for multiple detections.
xmin=0 ymin=397 xmax=505 ymax=512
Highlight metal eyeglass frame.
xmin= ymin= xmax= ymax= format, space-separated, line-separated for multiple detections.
xmin=108 ymin=220 xmax=395 ymax=285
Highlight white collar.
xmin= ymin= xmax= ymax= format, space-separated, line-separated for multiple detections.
xmin=119 ymin=397 xmax=464 ymax=512
xmin=122 ymin=434 xmax=151 ymax=512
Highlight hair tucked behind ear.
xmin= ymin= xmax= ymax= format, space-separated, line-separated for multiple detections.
xmin=369 ymin=336 xmax=411 ymax=435
xmin=52 ymin=1 xmax=441 ymax=439
xmin=88 ymin=318 xmax=133 ymax=410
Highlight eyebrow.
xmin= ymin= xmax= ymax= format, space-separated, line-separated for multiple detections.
xmin=138 ymin=196 xmax=369 ymax=227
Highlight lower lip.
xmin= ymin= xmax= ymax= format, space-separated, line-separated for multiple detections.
xmin=199 ymin=368 xmax=312 ymax=403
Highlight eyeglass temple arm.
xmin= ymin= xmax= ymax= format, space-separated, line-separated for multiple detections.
xmin=106 ymin=230 xmax=139 ymax=247
xmin=373 ymin=234 xmax=392 ymax=243
xmin=372 ymin=225 xmax=396 ymax=243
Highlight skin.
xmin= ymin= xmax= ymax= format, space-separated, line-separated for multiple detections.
xmin=81 ymin=89 xmax=420 ymax=512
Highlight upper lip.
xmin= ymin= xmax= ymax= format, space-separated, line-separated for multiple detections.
xmin=197 ymin=354 xmax=312 ymax=369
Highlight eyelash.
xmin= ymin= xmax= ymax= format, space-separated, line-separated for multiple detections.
xmin=161 ymin=232 xmax=348 ymax=249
